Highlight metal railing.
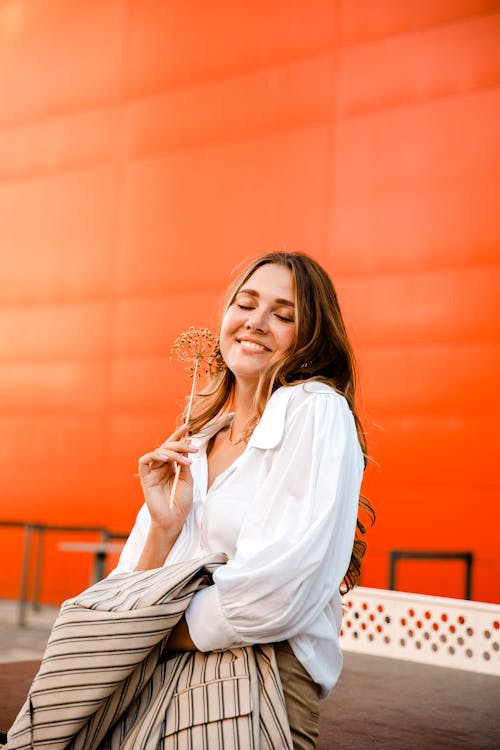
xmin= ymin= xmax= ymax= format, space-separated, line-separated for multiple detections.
xmin=0 ymin=521 xmax=128 ymax=626
xmin=388 ymin=549 xmax=474 ymax=601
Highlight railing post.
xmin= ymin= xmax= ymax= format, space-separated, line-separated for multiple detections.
xmin=388 ymin=550 xmax=397 ymax=591
xmin=464 ymin=552 xmax=473 ymax=600
xmin=18 ymin=523 xmax=34 ymax=627
xmin=31 ymin=524 xmax=45 ymax=611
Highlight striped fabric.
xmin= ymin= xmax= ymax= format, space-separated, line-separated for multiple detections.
xmin=4 ymin=553 xmax=292 ymax=749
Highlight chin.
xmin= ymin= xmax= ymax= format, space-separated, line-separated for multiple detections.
xmin=229 ymin=365 xmax=266 ymax=383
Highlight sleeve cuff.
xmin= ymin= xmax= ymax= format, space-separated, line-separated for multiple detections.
xmin=185 ymin=584 xmax=245 ymax=652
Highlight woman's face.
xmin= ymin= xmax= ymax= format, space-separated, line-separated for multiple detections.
xmin=220 ymin=263 xmax=296 ymax=388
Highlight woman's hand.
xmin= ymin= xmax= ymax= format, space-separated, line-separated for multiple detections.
xmin=137 ymin=422 xmax=198 ymax=537
xmin=165 ymin=616 xmax=196 ymax=652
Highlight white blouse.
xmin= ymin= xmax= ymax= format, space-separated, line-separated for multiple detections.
xmin=113 ymin=381 xmax=364 ymax=697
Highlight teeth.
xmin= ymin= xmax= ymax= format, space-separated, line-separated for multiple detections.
xmin=240 ymin=340 xmax=266 ymax=352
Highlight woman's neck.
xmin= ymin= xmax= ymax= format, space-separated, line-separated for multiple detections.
xmin=230 ymin=380 xmax=258 ymax=434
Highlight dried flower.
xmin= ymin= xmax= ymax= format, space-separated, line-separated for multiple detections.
xmin=170 ymin=326 xmax=225 ymax=377
xmin=169 ymin=326 xmax=225 ymax=507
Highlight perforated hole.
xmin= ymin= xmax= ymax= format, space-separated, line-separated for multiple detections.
xmin=480 ymin=619 xmax=500 ymax=663
xmin=340 ymin=595 xmax=394 ymax=648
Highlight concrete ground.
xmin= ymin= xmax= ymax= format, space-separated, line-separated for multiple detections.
xmin=1 ymin=600 xmax=499 ymax=748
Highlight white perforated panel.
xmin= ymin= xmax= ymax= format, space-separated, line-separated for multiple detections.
xmin=340 ymin=587 xmax=500 ymax=675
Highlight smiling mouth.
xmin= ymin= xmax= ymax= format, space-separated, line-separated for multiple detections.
xmin=237 ymin=339 xmax=270 ymax=353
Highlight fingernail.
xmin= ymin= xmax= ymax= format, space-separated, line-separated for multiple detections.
xmin=158 ymin=451 xmax=169 ymax=460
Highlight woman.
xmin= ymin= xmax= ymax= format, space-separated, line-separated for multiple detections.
xmin=115 ymin=251 xmax=373 ymax=749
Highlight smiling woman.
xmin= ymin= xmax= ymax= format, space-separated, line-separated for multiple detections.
xmin=103 ymin=251 xmax=374 ymax=749
xmin=8 ymin=253 xmax=373 ymax=749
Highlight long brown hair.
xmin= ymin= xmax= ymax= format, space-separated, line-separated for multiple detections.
xmin=187 ymin=251 xmax=374 ymax=592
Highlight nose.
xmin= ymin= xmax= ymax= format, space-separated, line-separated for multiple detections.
xmin=245 ymin=308 xmax=267 ymax=332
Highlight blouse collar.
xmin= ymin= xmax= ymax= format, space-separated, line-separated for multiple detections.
xmin=249 ymin=381 xmax=335 ymax=449
xmin=193 ymin=381 xmax=335 ymax=450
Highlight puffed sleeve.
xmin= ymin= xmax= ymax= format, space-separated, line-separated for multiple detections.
xmin=108 ymin=503 xmax=150 ymax=575
xmin=185 ymin=386 xmax=364 ymax=650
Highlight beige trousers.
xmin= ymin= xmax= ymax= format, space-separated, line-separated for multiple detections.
xmin=274 ymin=641 xmax=321 ymax=750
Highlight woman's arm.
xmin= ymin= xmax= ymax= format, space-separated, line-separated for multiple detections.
xmin=185 ymin=388 xmax=364 ymax=650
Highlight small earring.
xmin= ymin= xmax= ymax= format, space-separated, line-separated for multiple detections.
xmin=300 ymin=361 xmax=313 ymax=369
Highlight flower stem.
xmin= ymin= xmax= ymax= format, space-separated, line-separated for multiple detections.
xmin=169 ymin=357 xmax=199 ymax=509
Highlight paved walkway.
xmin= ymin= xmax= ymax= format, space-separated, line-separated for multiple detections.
xmin=1 ymin=599 xmax=499 ymax=748
xmin=0 ymin=600 xmax=58 ymax=662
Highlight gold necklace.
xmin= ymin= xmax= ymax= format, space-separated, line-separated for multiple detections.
xmin=228 ymin=417 xmax=252 ymax=446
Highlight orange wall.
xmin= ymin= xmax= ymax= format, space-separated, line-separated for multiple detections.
xmin=0 ymin=0 xmax=499 ymax=604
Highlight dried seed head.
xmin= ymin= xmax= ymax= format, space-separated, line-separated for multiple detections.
xmin=171 ymin=326 xmax=225 ymax=377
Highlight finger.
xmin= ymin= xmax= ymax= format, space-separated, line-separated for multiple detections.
xmin=165 ymin=422 xmax=191 ymax=442
xmin=154 ymin=448 xmax=192 ymax=465
xmin=159 ymin=439 xmax=198 ymax=454
xmin=138 ymin=450 xmax=160 ymax=467
xmin=137 ymin=450 xmax=177 ymax=472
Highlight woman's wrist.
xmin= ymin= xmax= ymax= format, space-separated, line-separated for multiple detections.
xmin=135 ymin=523 xmax=180 ymax=571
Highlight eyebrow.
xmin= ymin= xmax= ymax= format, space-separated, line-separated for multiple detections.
xmin=237 ymin=287 xmax=295 ymax=307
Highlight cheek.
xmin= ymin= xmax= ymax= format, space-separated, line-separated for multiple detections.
xmin=274 ymin=326 xmax=295 ymax=356
xmin=282 ymin=326 xmax=296 ymax=351
xmin=219 ymin=310 xmax=236 ymax=356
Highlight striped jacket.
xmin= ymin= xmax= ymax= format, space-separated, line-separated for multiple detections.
xmin=5 ymin=553 xmax=293 ymax=749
